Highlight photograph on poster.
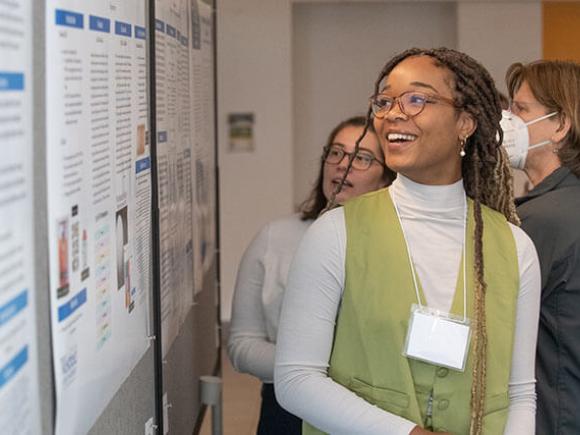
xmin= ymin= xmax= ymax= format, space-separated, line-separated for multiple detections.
xmin=71 ymin=221 xmax=79 ymax=273
xmin=137 ymin=123 xmax=146 ymax=156
xmin=57 ymin=217 xmax=69 ymax=298
xmin=81 ymin=229 xmax=89 ymax=281
xmin=115 ymin=206 xmax=128 ymax=291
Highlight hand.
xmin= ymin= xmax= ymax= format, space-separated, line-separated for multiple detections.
xmin=410 ymin=426 xmax=452 ymax=435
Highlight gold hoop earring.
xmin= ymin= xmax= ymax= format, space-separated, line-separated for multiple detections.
xmin=459 ymin=137 xmax=467 ymax=157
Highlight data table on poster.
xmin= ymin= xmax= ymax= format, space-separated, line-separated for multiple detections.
xmin=45 ymin=1 xmax=152 ymax=433
xmin=153 ymin=0 xmax=217 ymax=357
xmin=0 ymin=0 xmax=42 ymax=433
xmin=155 ymin=0 xmax=198 ymax=357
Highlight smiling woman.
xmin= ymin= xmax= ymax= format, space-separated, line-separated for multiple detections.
xmin=371 ymin=55 xmax=475 ymax=186
xmin=227 ymin=115 xmax=395 ymax=435
xmin=274 ymin=48 xmax=542 ymax=435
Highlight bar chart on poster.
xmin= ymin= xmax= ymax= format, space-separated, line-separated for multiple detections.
xmin=0 ymin=0 xmax=42 ymax=433
xmin=45 ymin=1 xmax=152 ymax=433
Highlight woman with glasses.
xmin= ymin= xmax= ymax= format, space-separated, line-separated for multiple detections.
xmin=228 ymin=115 xmax=395 ymax=435
xmin=275 ymin=48 xmax=541 ymax=435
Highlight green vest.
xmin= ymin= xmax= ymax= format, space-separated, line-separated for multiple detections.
xmin=304 ymin=188 xmax=519 ymax=435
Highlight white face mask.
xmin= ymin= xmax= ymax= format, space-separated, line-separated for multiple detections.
xmin=500 ymin=110 xmax=558 ymax=170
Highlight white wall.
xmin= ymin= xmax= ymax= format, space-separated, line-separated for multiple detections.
xmin=217 ymin=1 xmax=294 ymax=320
xmin=457 ymin=2 xmax=542 ymax=94
xmin=217 ymin=0 xmax=543 ymax=321
xmin=456 ymin=2 xmax=542 ymax=195
xmin=293 ymin=2 xmax=457 ymax=205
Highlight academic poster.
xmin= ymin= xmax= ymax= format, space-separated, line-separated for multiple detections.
xmin=0 ymin=0 xmax=42 ymax=433
xmin=155 ymin=0 xmax=196 ymax=357
xmin=45 ymin=1 xmax=152 ymax=433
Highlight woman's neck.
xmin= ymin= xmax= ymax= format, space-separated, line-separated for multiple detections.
xmin=392 ymin=174 xmax=465 ymax=210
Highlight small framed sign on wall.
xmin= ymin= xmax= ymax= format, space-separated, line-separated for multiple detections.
xmin=228 ymin=113 xmax=254 ymax=152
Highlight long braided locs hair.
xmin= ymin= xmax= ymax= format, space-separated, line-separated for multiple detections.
xmin=333 ymin=47 xmax=519 ymax=434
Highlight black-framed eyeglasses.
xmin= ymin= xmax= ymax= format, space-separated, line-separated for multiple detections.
xmin=323 ymin=144 xmax=384 ymax=171
xmin=370 ymin=91 xmax=458 ymax=118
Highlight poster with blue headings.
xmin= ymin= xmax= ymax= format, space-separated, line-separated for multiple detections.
xmin=0 ymin=0 xmax=42 ymax=433
xmin=45 ymin=0 xmax=152 ymax=433
xmin=154 ymin=0 xmax=196 ymax=357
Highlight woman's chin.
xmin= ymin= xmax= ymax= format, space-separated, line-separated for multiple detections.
xmin=335 ymin=190 xmax=356 ymax=204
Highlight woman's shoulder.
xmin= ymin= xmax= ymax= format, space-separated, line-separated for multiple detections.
xmin=343 ymin=186 xmax=390 ymax=207
xmin=475 ymin=203 xmax=537 ymax=259
xmin=507 ymin=222 xmax=536 ymax=252
xmin=342 ymin=188 xmax=391 ymax=223
xmin=266 ymin=213 xmax=312 ymax=235
xmin=256 ymin=213 xmax=313 ymax=251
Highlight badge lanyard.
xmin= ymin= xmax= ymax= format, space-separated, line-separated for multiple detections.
xmin=391 ymin=189 xmax=468 ymax=322
xmin=392 ymin=188 xmax=472 ymax=371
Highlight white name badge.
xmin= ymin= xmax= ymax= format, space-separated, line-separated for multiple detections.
xmin=402 ymin=304 xmax=471 ymax=372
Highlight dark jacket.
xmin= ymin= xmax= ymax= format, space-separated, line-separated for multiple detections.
xmin=516 ymin=167 xmax=580 ymax=435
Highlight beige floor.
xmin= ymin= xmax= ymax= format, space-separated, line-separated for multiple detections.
xmin=199 ymin=350 xmax=262 ymax=435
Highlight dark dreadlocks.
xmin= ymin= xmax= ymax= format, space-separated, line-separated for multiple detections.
xmin=326 ymin=47 xmax=519 ymax=435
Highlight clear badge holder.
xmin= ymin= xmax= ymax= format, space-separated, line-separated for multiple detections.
xmin=402 ymin=304 xmax=471 ymax=372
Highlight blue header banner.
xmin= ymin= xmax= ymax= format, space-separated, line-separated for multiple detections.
xmin=0 ymin=290 xmax=27 ymax=327
xmin=155 ymin=19 xmax=165 ymax=33
xmin=136 ymin=157 xmax=151 ymax=174
xmin=89 ymin=15 xmax=110 ymax=33
xmin=166 ymin=24 xmax=176 ymax=38
xmin=115 ymin=21 xmax=132 ymax=37
xmin=0 ymin=347 xmax=28 ymax=389
xmin=0 ymin=73 xmax=24 ymax=91
xmin=55 ymin=9 xmax=84 ymax=29
xmin=58 ymin=289 xmax=87 ymax=322
xmin=135 ymin=26 xmax=146 ymax=40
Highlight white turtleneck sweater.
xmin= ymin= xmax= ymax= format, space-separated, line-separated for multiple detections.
xmin=274 ymin=175 xmax=541 ymax=435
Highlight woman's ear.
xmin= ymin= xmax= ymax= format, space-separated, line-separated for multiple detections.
xmin=457 ymin=111 xmax=477 ymax=140
xmin=552 ymin=112 xmax=572 ymax=144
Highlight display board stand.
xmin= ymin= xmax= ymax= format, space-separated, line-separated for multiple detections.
xmin=1 ymin=0 xmax=221 ymax=433
xmin=148 ymin=0 xmax=165 ymax=432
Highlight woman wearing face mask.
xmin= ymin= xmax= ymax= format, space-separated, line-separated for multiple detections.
xmin=275 ymin=48 xmax=541 ymax=435
xmin=503 ymin=60 xmax=580 ymax=435
xmin=228 ymin=116 xmax=395 ymax=435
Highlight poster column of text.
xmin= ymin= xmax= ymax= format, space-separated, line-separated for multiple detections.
xmin=46 ymin=2 xmax=151 ymax=433
xmin=190 ymin=0 xmax=216 ymax=296
xmin=0 ymin=0 xmax=42 ymax=432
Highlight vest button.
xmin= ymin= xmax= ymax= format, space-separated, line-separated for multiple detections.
xmin=437 ymin=399 xmax=450 ymax=410
xmin=436 ymin=367 xmax=449 ymax=377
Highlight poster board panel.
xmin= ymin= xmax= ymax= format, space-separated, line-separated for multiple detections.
xmin=45 ymin=1 xmax=153 ymax=433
